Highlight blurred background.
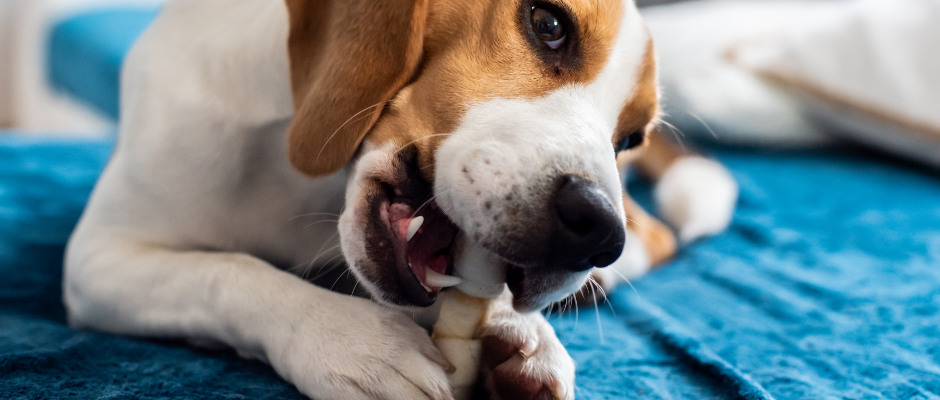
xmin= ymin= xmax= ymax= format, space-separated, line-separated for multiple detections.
xmin=0 ymin=1 xmax=938 ymax=398
xmin=0 ymin=0 xmax=937 ymax=167
xmin=0 ymin=0 xmax=163 ymax=135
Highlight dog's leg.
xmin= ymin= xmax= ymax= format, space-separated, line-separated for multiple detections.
xmin=477 ymin=290 xmax=575 ymax=400
xmin=64 ymin=239 xmax=452 ymax=400
xmin=633 ymin=133 xmax=738 ymax=245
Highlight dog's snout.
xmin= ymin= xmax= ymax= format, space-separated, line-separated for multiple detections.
xmin=551 ymin=175 xmax=625 ymax=271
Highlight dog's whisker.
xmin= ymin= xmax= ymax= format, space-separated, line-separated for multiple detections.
xmin=413 ymin=195 xmax=438 ymax=216
xmin=591 ymin=276 xmax=618 ymax=317
xmin=686 ymin=112 xmax=720 ymax=140
xmin=625 ymin=217 xmax=641 ymax=227
xmin=301 ymin=250 xmax=342 ymax=281
xmin=394 ymin=133 xmax=449 ymax=152
xmin=308 ymin=230 xmax=341 ymax=264
xmin=563 ymin=294 xmax=578 ymax=347
xmin=310 ymin=262 xmax=344 ymax=283
xmin=301 ymin=234 xmax=343 ymax=279
xmin=393 ymin=133 xmax=476 ymax=155
xmin=316 ymin=102 xmax=385 ymax=161
xmin=329 ymin=268 xmax=352 ymax=292
xmin=287 ymin=212 xmax=342 ymax=223
xmin=658 ymin=119 xmax=689 ymax=153
xmin=573 ymin=294 xmax=579 ymax=332
xmin=589 ymin=278 xmax=604 ymax=345
xmin=298 ymin=234 xmax=341 ymax=279
xmin=657 ymin=119 xmax=683 ymax=138
xmin=350 ymin=278 xmax=360 ymax=296
xmin=607 ymin=266 xmax=642 ymax=302
xmin=587 ymin=275 xmax=600 ymax=301
xmin=310 ymin=252 xmax=348 ymax=282
xmin=408 ymin=189 xmax=454 ymax=219
xmin=303 ymin=219 xmax=339 ymax=230
xmin=290 ymin=242 xmax=337 ymax=278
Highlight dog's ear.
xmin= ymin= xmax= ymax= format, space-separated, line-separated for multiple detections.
xmin=285 ymin=0 xmax=428 ymax=177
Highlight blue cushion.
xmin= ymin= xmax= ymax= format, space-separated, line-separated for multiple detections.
xmin=1 ymin=134 xmax=938 ymax=398
xmin=47 ymin=8 xmax=160 ymax=119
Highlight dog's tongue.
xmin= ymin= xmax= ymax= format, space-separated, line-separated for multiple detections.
xmin=393 ymin=202 xmax=459 ymax=288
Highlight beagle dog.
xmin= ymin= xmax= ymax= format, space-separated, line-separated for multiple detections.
xmin=64 ymin=0 xmax=737 ymax=399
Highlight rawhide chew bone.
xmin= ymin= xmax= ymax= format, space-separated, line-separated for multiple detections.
xmin=432 ymin=240 xmax=505 ymax=400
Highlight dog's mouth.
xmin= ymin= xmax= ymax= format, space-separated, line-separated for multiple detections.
xmin=378 ymin=195 xmax=460 ymax=306
xmin=357 ymin=148 xmax=588 ymax=310
xmin=363 ymin=148 xmax=461 ymax=307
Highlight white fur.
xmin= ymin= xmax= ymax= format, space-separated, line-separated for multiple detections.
xmin=656 ymin=156 xmax=738 ymax=243
xmin=62 ymin=0 xmax=676 ymax=398
xmin=434 ymin=3 xmax=651 ymax=306
xmin=436 ymin=4 xmax=649 ymax=232
xmin=65 ymin=1 xmax=449 ymax=399
xmin=480 ymin=291 xmax=576 ymax=400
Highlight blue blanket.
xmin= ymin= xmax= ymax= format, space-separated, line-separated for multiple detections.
xmin=1 ymin=135 xmax=938 ymax=399
xmin=48 ymin=8 xmax=160 ymax=119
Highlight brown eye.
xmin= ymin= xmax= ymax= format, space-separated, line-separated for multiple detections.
xmin=531 ymin=6 xmax=566 ymax=49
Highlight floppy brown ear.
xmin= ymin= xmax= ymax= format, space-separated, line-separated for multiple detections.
xmin=285 ymin=0 xmax=428 ymax=177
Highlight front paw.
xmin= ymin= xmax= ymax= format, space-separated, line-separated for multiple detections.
xmin=479 ymin=308 xmax=575 ymax=400
xmin=270 ymin=297 xmax=454 ymax=400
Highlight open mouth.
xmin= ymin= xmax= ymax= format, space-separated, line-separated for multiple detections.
xmin=381 ymin=198 xmax=461 ymax=305
xmin=370 ymin=157 xmax=462 ymax=307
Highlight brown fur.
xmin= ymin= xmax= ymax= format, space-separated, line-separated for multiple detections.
xmin=286 ymin=0 xmax=684 ymax=272
xmin=613 ymin=37 xmax=659 ymax=147
xmin=615 ymin=131 xmax=686 ymax=266
xmin=622 ymin=191 xmax=676 ymax=265
xmin=286 ymin=0 xmax=625 ymax=180
xmin=285 ymin=0 xmax=429 ymax=177
xmin=634 ymin=130 xmax=687 ymax=181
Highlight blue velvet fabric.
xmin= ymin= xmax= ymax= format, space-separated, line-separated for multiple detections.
xmin=1 ymin=135 xmax=937 ymax=399
xmin=48 ymin=8 xmax=161 ymax=119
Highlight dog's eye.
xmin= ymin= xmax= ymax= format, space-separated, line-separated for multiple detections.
xmin=615 ymin=131 xmax=645 ymax=153
xmin=531 ymin=6 xmax=566 ymax=49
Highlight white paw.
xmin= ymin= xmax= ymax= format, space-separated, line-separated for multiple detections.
xmin=480 ymin=295 xmax=575 ymax=400
xmin=270 ymin=297 xmax=453 ymax=400
xmin=655 ymin=156 xmax=738 ymax=243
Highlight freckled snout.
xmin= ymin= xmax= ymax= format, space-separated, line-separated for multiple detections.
xmin=551 ymin=175 xmax=625 ymax=271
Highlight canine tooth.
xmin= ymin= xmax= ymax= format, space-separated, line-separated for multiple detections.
xmin=424 ymin=268 xmax=462 ymax=288
xmin=421 ymin=283 xmax=433 ymax=292
xmin=406 ymin=216 xmax=424 ymax=241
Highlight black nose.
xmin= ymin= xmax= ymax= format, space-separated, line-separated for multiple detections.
xmin=551 ymin=175 xmax=626 ymax=271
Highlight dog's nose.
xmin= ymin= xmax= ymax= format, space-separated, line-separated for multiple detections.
xmin=551 ymin=175 xmax=626 ymax=271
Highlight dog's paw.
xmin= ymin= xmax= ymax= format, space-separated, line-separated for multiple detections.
xmin=270 ymin=297 xmax=453 ymax=400
xmin=479 ymin=306 xmax=575 ymax=400
xmin=655 ymin=156 xmax=738 ymax=243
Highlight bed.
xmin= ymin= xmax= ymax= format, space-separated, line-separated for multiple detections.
xmin=3 ymin=135 xmax=938 ymax=399
xmin=2 ymin=3 xmax=939 ymax=399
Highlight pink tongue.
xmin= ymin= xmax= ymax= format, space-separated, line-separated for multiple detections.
xmin=428 ymin=255 xmax=447 ymax=274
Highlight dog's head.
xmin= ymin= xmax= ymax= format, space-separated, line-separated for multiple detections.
xmin=285 ymin=0 xmax=658 ymax=312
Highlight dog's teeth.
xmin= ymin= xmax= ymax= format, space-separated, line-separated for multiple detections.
xmin=421 ymin=283 xmax=433 ymax=292
xmin=424 ymin=268 xmax=462 ymax=288
xmin=406 ymin=216 xmax=424 ymax=241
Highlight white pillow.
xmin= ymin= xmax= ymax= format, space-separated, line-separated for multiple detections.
xmin=734 ymin=0 xmax=940 ymax=167
xmin=642 ymin=0 xmax=840 ymax=148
